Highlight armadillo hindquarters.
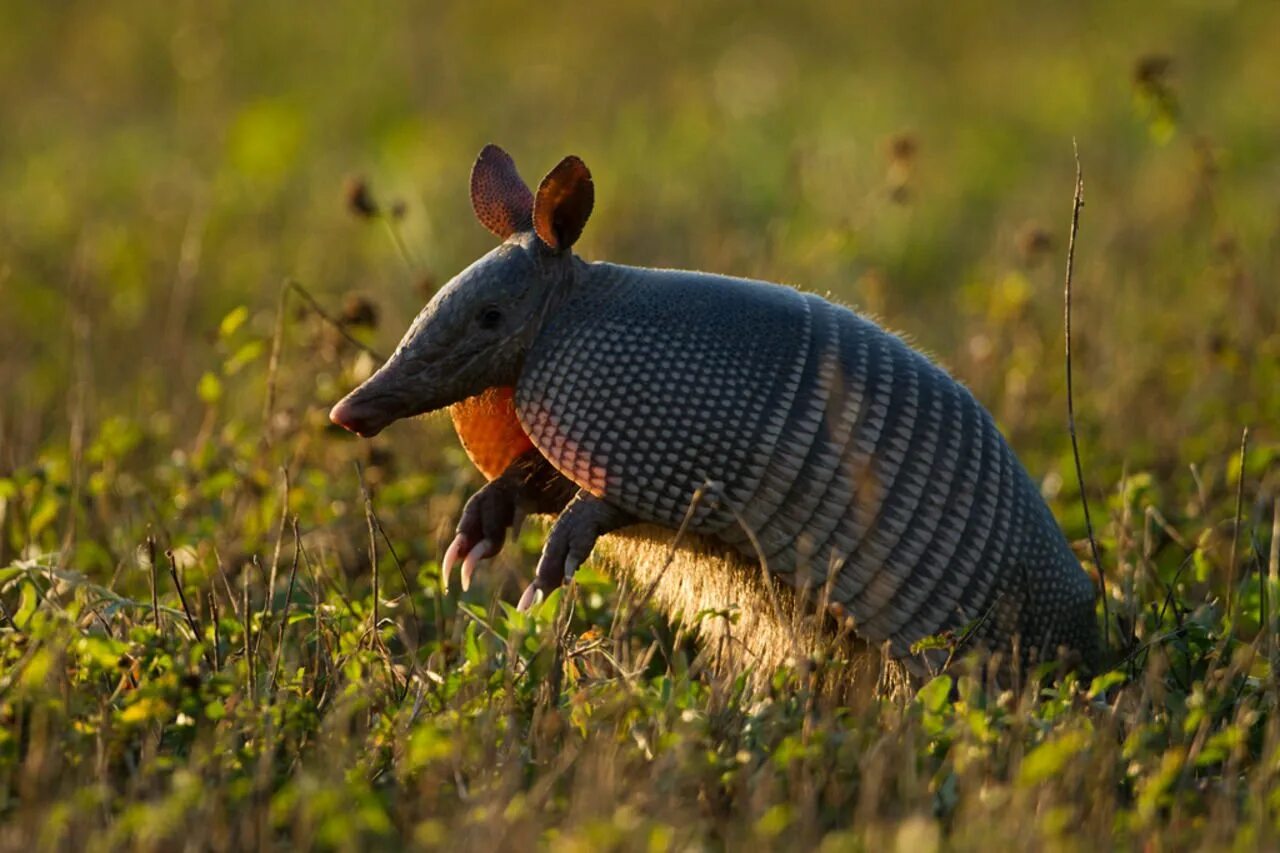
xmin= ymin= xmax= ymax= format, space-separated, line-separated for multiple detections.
xmin=516 ymin=261 xmax=1101 ymax=670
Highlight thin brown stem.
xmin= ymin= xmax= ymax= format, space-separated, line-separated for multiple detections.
xmin=268 ymin=517 xmax=303 ymax=694
xmin=262 ymin=279 xmax=290 ymax=447
xmin=164 ymin=549 xmax=205 ymax=650
xmin=147 ymin=534 xmax=161 ymax=633
xmin=380 ymin=215 xmax=420 ymax=274
xmin=355 ymin=462 xmax=380 ymax=640
xmin=209 ymin=590 xmax=221 ymax=671
xmin=1063 ymin=140 xmax=1110 ymax=652
xmin=1226 ymin=426 xmax=1249 ymax=624
xmin=287 ymin=280 xmax=384 ymax=361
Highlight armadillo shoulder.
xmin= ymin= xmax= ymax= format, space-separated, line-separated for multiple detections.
xmin=515 ymin=264 xmax=813 ymax=532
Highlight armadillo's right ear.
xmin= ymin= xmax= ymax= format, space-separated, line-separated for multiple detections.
xmin=470 ymin=144 xmax=534 ymax=239
xmin=534 ymin=156 xmax=594 ymax=251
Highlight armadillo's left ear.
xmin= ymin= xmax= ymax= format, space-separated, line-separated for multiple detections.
xmin=471 ymin=144 xmax=534 ymax=239
xmin=534 ymin=156 xmax=594 ymax=251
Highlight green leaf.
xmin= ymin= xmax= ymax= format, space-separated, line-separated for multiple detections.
xmin=27 ymin=495 xmax=60 ymax=538
xmin=917 ymin=675 xmax=952 ymax=714
xmin=197 ymin=371 xmax=223 ymax=404
xmin=1019 ymin=729 xmax=1089 ymax=786
xmin=14 ymin=579 xmax=39 ymax=629
xmin=463 ymin=621 xmax=483 ymax=666
xmin=219 ymin=305 xmax=249 ymax=339
xmin=76 ymin=635 xmax=129 ymax=669
xmin=224 ymin=340 xmax=264 ymax=375
xmin=1087 ymin=669 xmax=1126 ymax=699
xmin=753 ymin=804 xmax=792 ymax=839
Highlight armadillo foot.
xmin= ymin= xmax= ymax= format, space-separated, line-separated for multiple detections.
xmin=516 ymin=490 xmax=636 ymax=611
xmin=445 ymin=451 xmax=578 ymax=594
xmin=443 ymin=477 xmax=521 ymax=592
xmin=443 ymin=536 xmax=498 ymax=592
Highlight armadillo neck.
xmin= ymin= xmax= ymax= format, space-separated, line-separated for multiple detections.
xmin=449 ymin=387 xmax=533 ymax=481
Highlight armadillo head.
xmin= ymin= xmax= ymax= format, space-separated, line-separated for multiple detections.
xmin=329 ymin=145 xmax=594 ymax=437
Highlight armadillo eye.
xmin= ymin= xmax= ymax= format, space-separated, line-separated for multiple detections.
xmin=478 ymin=306 xmax=503 ymax=330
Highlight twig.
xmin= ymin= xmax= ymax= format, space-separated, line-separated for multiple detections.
xmin=1063 ymin=140 xmax=1110 ymax=651
xmin=251 ymin=468 xmax=290 ymax=663
xmin=146 ymin=534 xmax=161 ymax=633
xmin=262 ymin=279 xmax=290 ymax=446
xmin=1268 ymin=497 xmax=1279 ymax=673
xmin=212 ymin=545 xmax=241 ymax=621
xmin=728 ymin=503 xmax=805 ymax=667
xmin=242 ymin=569 xmax=254 ymax=700
xmin=286 ymin=280 xmax=383 ymax=361
xmin=380 ymin=216 xmax=420 ymax=274
xmin=366 ymin=495 xmax=419 ymax=627
xmin=455 ymin=603 xmax=504 ymax=644
xmin=209 ymin=590 xmax=221 ymax=670
xmin=59 ymin=246 xmax=90 ymax=572
xmin=267 ymin=467 xmax=290 ymax=616
xmin=545 ymin=583 xmax=580 ymax=708
xmin=263 ymin=467 xmax=290 ymax=625
xmin=1226 ymin=426 xmax=1250 ymax=624
xmin=942 ymin=598 xmax=1000 ymax=673
xmin=615 ymin=479 xmax=717 ymax=642
xmin=351 ymin=481 xmax=423 ymax=700
xmin=295 ymin=532 xmax=332 ymax=693
xmin=1270 ymin=498 xmax=1280 ymax=589
xmin=164 ymin=550 xmax=206 ymax=657
xmin=268 ymin=517 xmax=304 ymax=694
xmin=355 ymin=462 xmax=380 ymax=640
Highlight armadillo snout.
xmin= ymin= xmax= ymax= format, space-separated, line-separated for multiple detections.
xmin=329 ymin=393 xmax=397 ymax=438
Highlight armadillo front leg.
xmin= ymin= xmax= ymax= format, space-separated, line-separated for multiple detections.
xmin=443 ymin=450 xmax=577 ymax=591
xmin=517 ymin=490 xmax=637 ymax=611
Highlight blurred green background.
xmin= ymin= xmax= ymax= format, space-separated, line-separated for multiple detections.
xmin=1 ymin=0 xmax=1277 ymax=535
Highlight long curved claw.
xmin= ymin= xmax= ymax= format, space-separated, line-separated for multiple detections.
xmin=517 ymin=582 xmax=544 ymax=612
xmin=441 ymin=535 xmax=469 ymax=592
xmin=460 ymin=540 xmax=494 ymax=592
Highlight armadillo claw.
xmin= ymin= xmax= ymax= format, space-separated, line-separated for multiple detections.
xmin=564 ymin=555 xmax=582 ymax=582
xmin=441 ymin=535 xmax=469 ymax=593
xmin=460 ymin=540 xmax=494 ymax=592
xmin=516 ymin=582 xmax=544 ymax=612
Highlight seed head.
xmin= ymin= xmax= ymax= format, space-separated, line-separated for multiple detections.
xmin=342 ymin=294 xmax=379 ymax=329
xmin=344 ymin=176 xmax=380 ymax=219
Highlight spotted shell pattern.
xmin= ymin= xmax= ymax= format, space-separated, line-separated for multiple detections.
xmin=514 ymin=262 xmax=1099 ymax=663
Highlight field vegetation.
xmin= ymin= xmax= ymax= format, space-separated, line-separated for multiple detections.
xmin=1 ymin=1 xmax=1278 ymax=848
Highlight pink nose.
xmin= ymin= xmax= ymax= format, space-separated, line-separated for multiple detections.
xmin=329 ymin=399 xmax=370 ymax=436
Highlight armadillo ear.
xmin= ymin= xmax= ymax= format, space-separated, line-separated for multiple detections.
xmin=470 ymin=144 xmax=534 ymax=239
xmin=534 ymin=156 xmax=594 ymax=251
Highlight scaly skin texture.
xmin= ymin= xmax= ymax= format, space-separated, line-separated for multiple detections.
xmin=451 ymin=396 xmax=916 ymax=691
xmin=515 ymin=262 xmax=1100 ymax=668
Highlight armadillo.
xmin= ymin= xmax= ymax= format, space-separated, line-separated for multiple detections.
xmin=330 ymin=144 xmax=1100 ymax=671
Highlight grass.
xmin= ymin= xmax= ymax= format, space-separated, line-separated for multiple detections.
xmin=2 ymin=1 xmax=1279 ymax=848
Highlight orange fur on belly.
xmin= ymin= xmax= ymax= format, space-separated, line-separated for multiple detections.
xmin=449 ymin=386 xmax=534 ymax=481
